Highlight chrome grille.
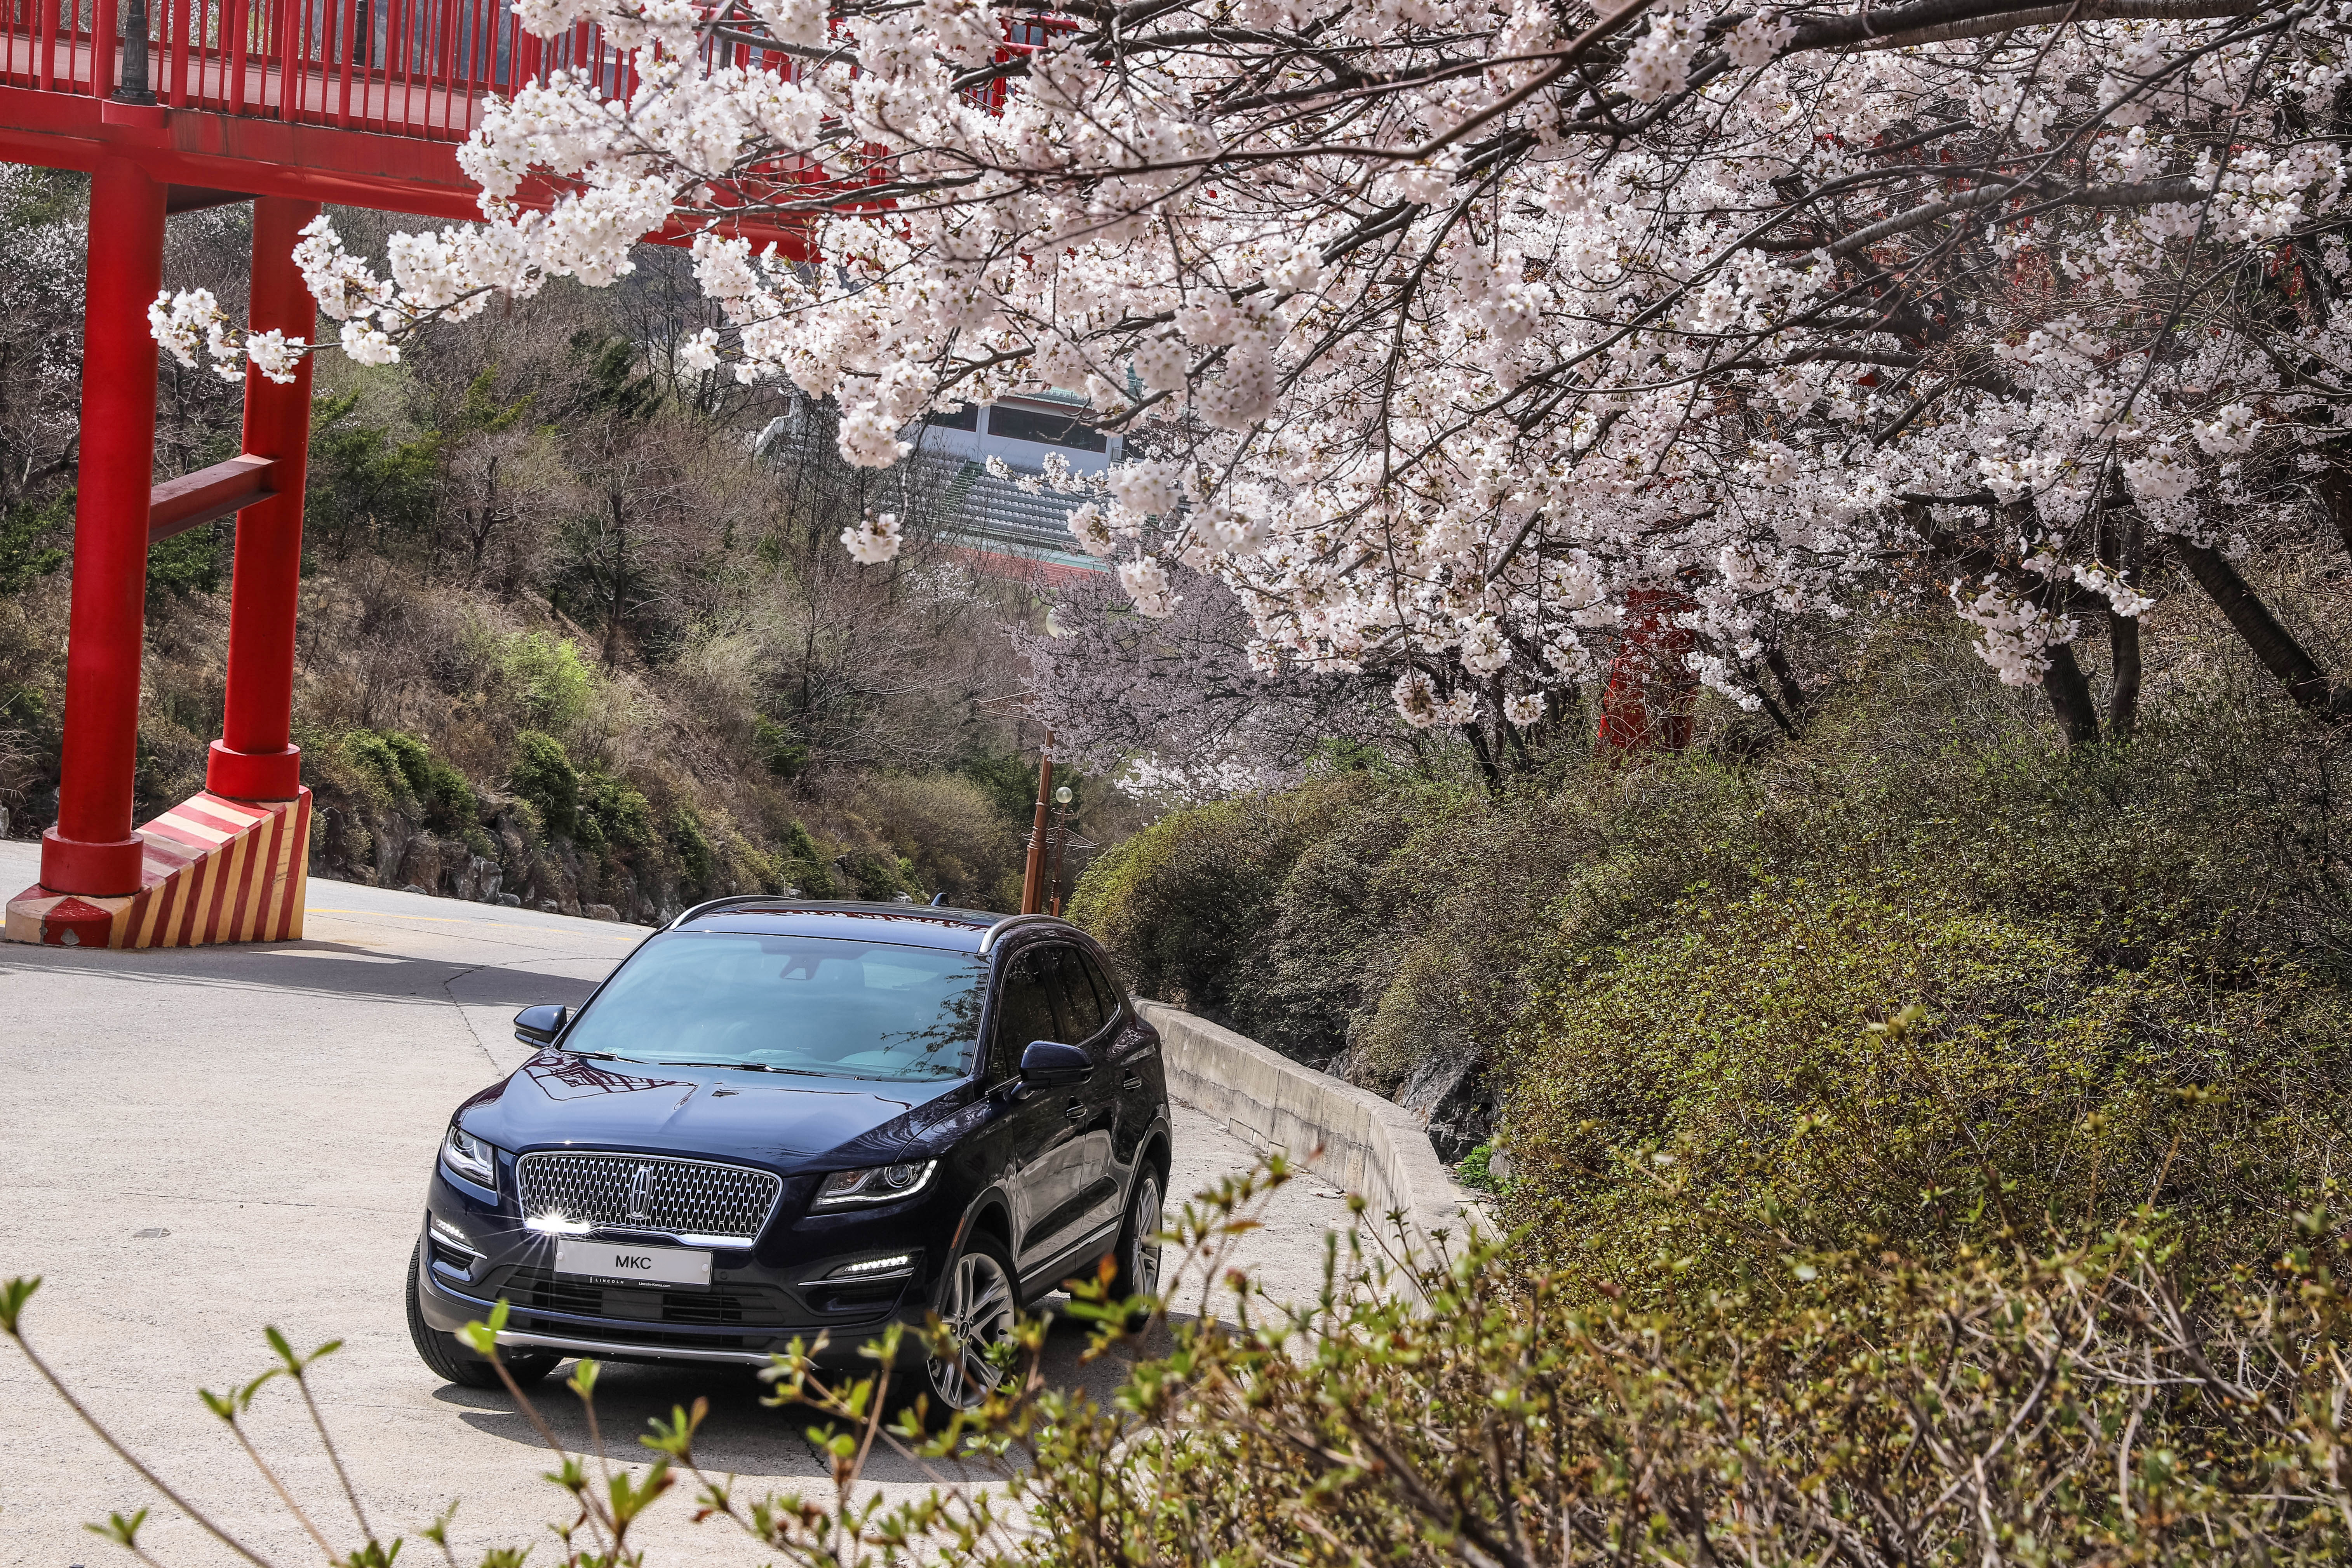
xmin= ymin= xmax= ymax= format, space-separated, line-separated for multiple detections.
xmin=516 ymin=1152 xmax=782 ymax=1245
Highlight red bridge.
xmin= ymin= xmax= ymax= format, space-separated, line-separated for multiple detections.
xmin=0 ymin=0 xmax=716 ymax=945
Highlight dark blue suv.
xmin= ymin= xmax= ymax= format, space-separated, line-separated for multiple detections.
xmin=407 ymin=901 xmax=1171 ymax=1411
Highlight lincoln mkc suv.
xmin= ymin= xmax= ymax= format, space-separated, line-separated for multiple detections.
xmin=407 ymin=900 xmax=1171 ymax=1411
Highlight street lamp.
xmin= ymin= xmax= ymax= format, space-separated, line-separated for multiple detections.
xmin=1048 ymin=785 xmax=1074 ymax=917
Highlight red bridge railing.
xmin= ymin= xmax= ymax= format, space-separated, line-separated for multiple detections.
xmin=0 ymin=0 xmax=808 ymax=143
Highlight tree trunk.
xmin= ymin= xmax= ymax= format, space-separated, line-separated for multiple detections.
xmin=1461 ymin=719 xmax=1503 ymax=789
xmin=2108 ymin=613 xmax=2141 ymax=740
xmin=2101 ymin=496 xmax=2141 ymax=740
xmin=2169 ymin=537 xmax=2340 ymax=712
xmin=1763 ymin=642 xmax=1807 ymax=714
xmin=2320 ymin=459 xmax=2352 ymax=564
xmin=2042 ymin=642 xmax=2102 ymax=747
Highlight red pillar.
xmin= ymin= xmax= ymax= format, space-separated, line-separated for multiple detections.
xmin=39 ymin=157 xmax=168 ymax=897
xmin=207 ymin=195 xmax=320 ymax=802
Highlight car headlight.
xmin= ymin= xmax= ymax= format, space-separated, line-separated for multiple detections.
xmin=811 ymin=1160 xmax=936 ymax=1210
xmin=440 ymin=1124 xmax=501 ymax=1190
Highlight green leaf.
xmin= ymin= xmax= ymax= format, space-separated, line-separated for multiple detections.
xmin=0 ymin=1276 xmax=39 ymax=1336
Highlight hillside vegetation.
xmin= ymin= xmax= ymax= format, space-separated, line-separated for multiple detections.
xmin=1074 ymin=606 xmax=2352 ymax=1303
xmin=0 ymin=184 xmax=1121 ymax=917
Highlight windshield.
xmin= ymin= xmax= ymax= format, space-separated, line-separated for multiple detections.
xmin=563 ymin=932 xmax=987 ymax=1081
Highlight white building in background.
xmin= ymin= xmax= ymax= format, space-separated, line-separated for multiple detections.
xmin=910 ymin=389 xmax=1125 ymax=474
xmin=756 ymin=390 xmax=1118 ymax=572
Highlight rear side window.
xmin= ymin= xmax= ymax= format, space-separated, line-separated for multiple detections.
xmin=991 ymin=947 xmax=1065 ymax=1072
xmin=1075 ymin=949 xmax=1124 ymax=1022
xmin=1048 ymin=947 xmax=1105 ymax=1041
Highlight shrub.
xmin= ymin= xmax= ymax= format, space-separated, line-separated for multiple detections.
xmin=377 ymin=731 xmax=477 ymax=833
xmin=668 ymin=801 xmax=714 ymax=893
xmin=1069 ymin=774 xmax=1370 ymax=1024
xmin=498 ymin=631 xmax=595 ymax=734
xmin=508 ymin=729 xmax=580 ymax=836
xmin=1502 ymin=882 xmax=2352 ymax=1304
xmin=779 ymin=818 xmax=837 ymax=898
xmin=860 ymin=772 xmax=1021 ymax=908
xmin=11 ymin=1176 xmax=2352 ymax=1568
xmin=581 ymin=771 xmax=656 ymax=856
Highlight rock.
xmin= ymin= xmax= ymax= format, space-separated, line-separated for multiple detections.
xmin=1394 ymin=1050 xmax=1494 ymax=1165
xmin=495 ymin=893 xmax=521 ymax=908
xmin=538 ymin=900 xmax=560 ymax=913
xmin=584 ymin=903 xmax=620 ymax=922
xmin=399 ymin=883 xmax=428 ymax=896
xmin=1487 ymin=1140 xmax=1516 ymax=1181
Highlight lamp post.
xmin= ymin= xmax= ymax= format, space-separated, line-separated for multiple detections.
xmin=1047 ymin=784 xmax=1073 ymax=917
xmin=115 ymin=0 xmax=153 ymax=103
xmin=1018 ymin=733 xmax=1053 ymax=915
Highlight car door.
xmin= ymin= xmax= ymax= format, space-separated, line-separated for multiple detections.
xmin=1037 ymin=945 xmax=1125 ymax=1248
xmin=988 ymin=943 xmax=1086 ymax=1277
xmin=1076 ymin=945 xmax=1161 ymax=1171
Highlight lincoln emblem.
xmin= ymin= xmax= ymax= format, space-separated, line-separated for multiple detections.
xmin=625 ymin=1164 xmax=654 ymax=1225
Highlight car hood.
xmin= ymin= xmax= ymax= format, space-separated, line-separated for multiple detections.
xmin=458 ymin=1051 xmax=971 ymax=1172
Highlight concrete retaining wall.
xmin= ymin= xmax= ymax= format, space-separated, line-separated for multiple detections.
xmin=1137 ymin=999 xmax=1484 ymax=1242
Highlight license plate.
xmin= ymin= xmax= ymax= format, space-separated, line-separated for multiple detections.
xmin=554 ymin=1238 xmax=712 ymax=1288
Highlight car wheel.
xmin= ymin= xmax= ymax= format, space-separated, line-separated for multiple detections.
xmin=1106 ymin=1167 xmax=1165 ymax=1314
xmin=406 ymin=1240 xmax=559 ymax=1391
xmin=923 ymin=1232 xmax=1019 ymax=1413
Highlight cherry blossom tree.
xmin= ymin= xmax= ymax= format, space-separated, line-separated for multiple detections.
xmin=148 ymin=0 xmax=2352 ymax=741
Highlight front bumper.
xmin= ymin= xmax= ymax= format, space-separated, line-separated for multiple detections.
xmin=415 ymin=1160 xmax=959 ymax=1368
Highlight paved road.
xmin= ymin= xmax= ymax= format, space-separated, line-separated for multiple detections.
xmin=0 ymin=842 xmax=1352 ymax=1566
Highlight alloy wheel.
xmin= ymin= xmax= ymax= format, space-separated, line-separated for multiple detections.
xmin=1127 ymin=1173 xmax=1164 ymax=1299
xmin=929 ymin=1247 xmax=1016 ymax=1409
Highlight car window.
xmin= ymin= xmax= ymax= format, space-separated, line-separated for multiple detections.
xmin=1075 ymin=949 xmax=1124 ymax=1023
xmin=1048 ymin=946 xmax=1105 ymax=1042
xmin=561 ymin=932 xmax=986 ymax=1081
xmin=990 ymin=947 xmax=1065 ymax=1074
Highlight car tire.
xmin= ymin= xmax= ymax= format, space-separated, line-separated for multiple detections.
xmin=406 ymin=1241 xmax=559 ymax=1391
xmin=1105 ymin=1166 xmax=1165 ymax=1321
xmin=919 ymin=1230 xmax=1019 ymax=1417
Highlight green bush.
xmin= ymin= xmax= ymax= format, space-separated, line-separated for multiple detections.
xmin=499 ymin=631 xmax=595 ymax=733
xmin=508 ymin=729 xmax=580 ymax=836
xmin=581 ymin=771 xmax=656 ymax=856
xmin=779 ymin=818 xmax=837 ymax=898
xmin=668 ymin=801 xmax=714 ymax=893
xmin=1069 ymin=775 xmax=1371 ymax=1025
xmin=377 ymin=731 xmax=477 ymax=833
xmin=14 ymin=1177 xmax=2352 ymax=1568
xmin=0 ymin=493 xmax=68 ymax=595
xmin=1502 ymin=881 xmax=2352 ymax=1305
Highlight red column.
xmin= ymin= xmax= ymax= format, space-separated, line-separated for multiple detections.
xmin=39 ymin=157 xmax=168 ymax=897
xmin=207 ymin=195 xmax=320 ymax=802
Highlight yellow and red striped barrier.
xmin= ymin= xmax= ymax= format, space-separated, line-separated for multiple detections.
xmin=4 ymin=788 xmax=310 ymax=948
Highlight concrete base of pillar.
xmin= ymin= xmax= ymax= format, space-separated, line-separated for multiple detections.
xmin=5 ymin=787 xmax=310 ymax=947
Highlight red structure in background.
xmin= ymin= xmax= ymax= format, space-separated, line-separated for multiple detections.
xmin=1596 ymin=586 xmax=1698 ymax=752
xmin=0 ymin=0 xmax=804 ymax=944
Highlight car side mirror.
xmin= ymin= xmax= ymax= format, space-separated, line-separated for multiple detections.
xmin=1019 ymin=1039 xmax=1091 ymax=1090
xmin=513 ymin=1003 xmax=569 ymax=1046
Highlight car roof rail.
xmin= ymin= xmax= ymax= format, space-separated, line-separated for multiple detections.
xmin=668 ymin=895 xmax=1013 ymax=933
xmin=667 ymin=894 xmax=830 ymax=929
xmin=976 ymin=913 xmax=1070 ymax=954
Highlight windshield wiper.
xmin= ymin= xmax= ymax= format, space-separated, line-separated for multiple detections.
xmin=658 ymin=1060 xmax=826 ymax=1076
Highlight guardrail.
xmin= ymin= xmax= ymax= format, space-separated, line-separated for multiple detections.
xmin=1136 ymin=999 xmax=1486 ymax=1245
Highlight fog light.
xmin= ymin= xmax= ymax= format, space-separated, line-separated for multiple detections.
xmin=429 ymin=1215 xmax=482 ymax=1258
xmin=829 ymin=1253 xmax=915 ymax=1279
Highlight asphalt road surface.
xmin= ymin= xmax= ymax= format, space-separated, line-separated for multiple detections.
xmin=0 ymin=841 xmax=1353 ymax=1566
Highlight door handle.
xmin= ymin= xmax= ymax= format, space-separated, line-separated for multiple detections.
xmin=1121 ymin=1072 xmax=1143 ymax=1090
xmin=1065 ymin=1100 xmax=1086 ymax=1121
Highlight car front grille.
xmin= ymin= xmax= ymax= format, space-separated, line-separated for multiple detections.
xmin=515 ymin=1151 xmax=782 ymax=1245
xmin=492 ymin=1266 xmax=794 ymax=1326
